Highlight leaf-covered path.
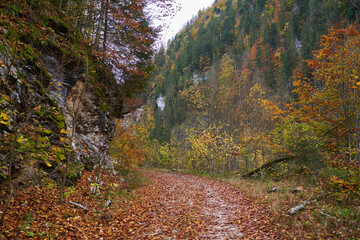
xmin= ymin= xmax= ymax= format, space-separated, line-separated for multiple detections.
xmin=0 ymin=169 xmax=281 ymax=239
xmin=122 ymin=170 xmax=280 ymax=239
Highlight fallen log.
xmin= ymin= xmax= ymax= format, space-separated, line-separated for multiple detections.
xmin=289 ymin=200 xmax=311 ymax=215
xmin=288 ymin=193 xmax=327 ymax=215
xmin=242 ymin=156 xmax=296 ymax=178
xmin=319 ymin=211 xmax=340 ymax=222
xmin=69 ymin=201 xmax=89 ymax=211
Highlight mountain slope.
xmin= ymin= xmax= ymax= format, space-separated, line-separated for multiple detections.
xmin=148 ymin=0 xmax=359 ymax=172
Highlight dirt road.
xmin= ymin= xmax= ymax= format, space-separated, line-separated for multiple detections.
xmin=118 ymin=170 xmax=280 ymax=239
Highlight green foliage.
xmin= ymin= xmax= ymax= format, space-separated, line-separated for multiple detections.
xmin=271 ymin=118 xmax=323 ymax=169
xmin=325 ymin=162 xmax=360 ymax=203
xmin=147 ymin=0 xmax=360 ymax=181
xmin=158 ymin=137 xmax=179 ymax=168
xmin=65 ymin=162 xmax=83 ymax=182
xmin=118 ymin=169 xmax=149 ymax=191
xmin=63 ymin=186 xmax=75 ymax=198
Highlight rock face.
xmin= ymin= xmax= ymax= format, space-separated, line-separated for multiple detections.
xmin=0 ymin=50 xmax=116 ymax=187
xmin=64 ymin=80 xmax=115 ymax=169
xmin=42 ymin=54 xmax=115 ymax=170
xmin=0 ymin=2 xmax=129 ymax=187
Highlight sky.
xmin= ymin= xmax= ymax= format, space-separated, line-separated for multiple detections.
xmin=159 ymin=0 xmax=215 ymax=43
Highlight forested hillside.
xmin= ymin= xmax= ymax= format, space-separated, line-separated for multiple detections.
xmin=143 ymin=0 xmax=360 ymax=175
xmin=117 ymin=0 xmax=360 ymax=204
xmin=152 ymin=0 xmax=359 ymax=142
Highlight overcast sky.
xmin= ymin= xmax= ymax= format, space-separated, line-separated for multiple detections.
xmin=159 ymin=0 xmax=215 ymax=43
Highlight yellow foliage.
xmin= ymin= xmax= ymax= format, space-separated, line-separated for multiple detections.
xmin=0 ymin=112 xmax=11 ymax=126
xmin=110 ymin=105 xmax=158 ymax=170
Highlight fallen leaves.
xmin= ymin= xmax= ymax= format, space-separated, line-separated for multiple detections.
xmin=1 ymin=169 xmax=283 ymax=239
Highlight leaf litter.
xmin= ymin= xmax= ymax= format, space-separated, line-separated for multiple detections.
xmin=0 ymin=169 xmax=281 ymax=239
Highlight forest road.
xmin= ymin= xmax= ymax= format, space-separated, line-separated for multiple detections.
xmin=121 ymin=170 xmax=280 ymax=239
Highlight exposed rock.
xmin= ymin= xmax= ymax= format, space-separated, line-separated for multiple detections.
xmin=0 ymin=165 xmax=38 ymax=190
xmin=90 ymin=185 xmax=100 ymax=195
xmin=63 ymin=79 xmax=115 ymax=170
xmin=104 ymin=200 xmax=112 ymax=208
xmin=42 ymin=54 xmax=70 ymax=112
xmin=291 ymin=187 xmax=303 ymax=193
xmin=10 ymin=91 xmax=21 ymax=104
xmin=267 ymin=186 xmax=279 ymax=193
xmin=42 ymin=53 xmax=115 ymax=170
xmin=0 ymin=51 xmax=116 ymax=186
xmin=0 ymin=3 xmax=124 ymax=189
xmin=295 ymin=38 xmax=302 ymax=55
xmin=156 ymin=94 xmax=165 ymax=111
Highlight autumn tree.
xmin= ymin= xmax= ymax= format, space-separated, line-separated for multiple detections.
xmin=216 ymin=54 xmax=237 ymax=124
xmin=290 ymin=24 xmax=360 ymax=161
xmin=276 ymin=24 xmax=360 ymax=201
xmin=110 ymin=105 xmax=159 ymax=170
xmin=145 ymin=0 xmax=360 ymax=178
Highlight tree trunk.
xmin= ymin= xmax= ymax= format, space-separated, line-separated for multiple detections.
xmin=242 ymin=156 xmax=296 ymax=178
xmin=103 ymin=0 xmax=109 ymax=52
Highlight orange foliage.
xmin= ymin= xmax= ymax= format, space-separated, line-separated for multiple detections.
xmin=111 ymin=124 xmax=145 ymax=170
xmin=272 ymin=0 xmax=282 ymax=23
xmin=249 ymin=43 xmax=258 ymax=67
xmin=287 ymin=24 xmax=360 ymax=159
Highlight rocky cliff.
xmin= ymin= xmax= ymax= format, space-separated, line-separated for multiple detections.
xmin=1 ymin=49 xmax=117 ymax=185
xmin=0 ymin=2 xmax=121 ymax=185
xmin=43 ymin=54 xmax=116 ymax=170
xmin=1 ymin=0 xmax=155 ymax=186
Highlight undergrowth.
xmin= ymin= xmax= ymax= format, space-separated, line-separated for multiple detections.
xmin=226 ymin=175 xmax=360 ymax=239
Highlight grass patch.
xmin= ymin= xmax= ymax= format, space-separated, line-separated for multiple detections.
xmin=119 ymin=168 xmax=151 ymax=191
xmin=224 ymin=175 xmax=360 ymax=239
